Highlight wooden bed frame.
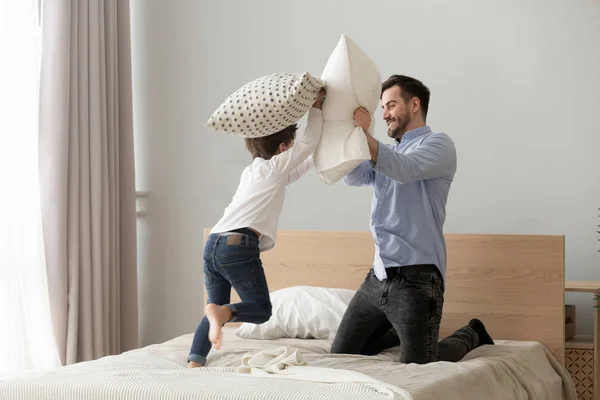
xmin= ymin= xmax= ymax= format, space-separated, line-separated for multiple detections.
xmin=203 ymin=229 xmax=566 ymax=363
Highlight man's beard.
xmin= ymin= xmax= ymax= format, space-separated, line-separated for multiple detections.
xmin=387 ymin=117 xmax=409 ymax=139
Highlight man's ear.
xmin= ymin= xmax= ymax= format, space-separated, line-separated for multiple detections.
xmin=411 ymin=97 xmax=420 ymax=114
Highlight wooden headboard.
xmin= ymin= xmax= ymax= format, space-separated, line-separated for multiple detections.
xmin=203 ymin=229 xmax=565 ymax=363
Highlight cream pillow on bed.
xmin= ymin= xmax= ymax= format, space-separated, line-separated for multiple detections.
xmin=235 ymin=286 xmax=356 ymax=340
xmin=313 ymin=34 xmax=381 ymax=184
xmin=206 ymin=72 xmax=326 ymax=138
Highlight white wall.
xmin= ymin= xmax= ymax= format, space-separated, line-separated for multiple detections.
xmin=130 ymin=0 xmax=600 ymax=347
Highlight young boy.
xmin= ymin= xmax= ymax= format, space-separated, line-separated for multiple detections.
xmin=187 ymin=88 xmax=326 ymax=367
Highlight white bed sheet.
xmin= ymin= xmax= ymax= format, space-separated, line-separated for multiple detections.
xmin=204 ymin=328 xmax=577 ymax=400
xmin=0 ymin=327 xmax=577 ymax=400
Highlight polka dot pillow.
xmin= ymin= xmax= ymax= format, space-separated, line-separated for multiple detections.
xmin=207 ymin=72 xmax=326 ymax=138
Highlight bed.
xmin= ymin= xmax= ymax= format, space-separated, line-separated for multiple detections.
xmin=0 ymin=230 xmax=577 ymax=400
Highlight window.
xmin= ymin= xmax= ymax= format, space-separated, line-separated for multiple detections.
xmin=0 ymin=0 xmax=60 ymax=374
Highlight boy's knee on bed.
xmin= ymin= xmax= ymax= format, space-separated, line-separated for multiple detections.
xmin=257 ymin=302 xmax=272 ymax=324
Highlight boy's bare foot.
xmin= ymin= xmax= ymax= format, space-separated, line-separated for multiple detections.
xmin=205 ymin=303 xmax=232 ymax=350
xmin=188 ymin=361 xmax=203 ymax=368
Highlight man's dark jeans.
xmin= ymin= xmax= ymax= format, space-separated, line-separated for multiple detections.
xmin=331 ymin=265 xmax=479 ymax=364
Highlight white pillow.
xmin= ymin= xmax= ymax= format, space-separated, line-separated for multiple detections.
xmin=206 ymin=72 xmax=326 ymax=138
xmin=235 ymin=286 xmax=356 ymax=340
xmin=313 ymin=34 xmax=381 ymax=184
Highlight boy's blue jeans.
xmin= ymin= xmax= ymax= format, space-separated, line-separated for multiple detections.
xmin=188 ymin=230 xmax=272 ymax=365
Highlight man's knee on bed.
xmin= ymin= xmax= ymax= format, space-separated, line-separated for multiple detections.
xmin=330 ymin=331 xmax=362 ymax=355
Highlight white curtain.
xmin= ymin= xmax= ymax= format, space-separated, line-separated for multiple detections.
xmin=0 ymin=0 xmax=61 ymax=374
xmin=38 ymin=0 xmax=139 ymax=365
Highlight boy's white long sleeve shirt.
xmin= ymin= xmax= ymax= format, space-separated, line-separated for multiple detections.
xmin=211 ymin=108 xmax=323 ymax=251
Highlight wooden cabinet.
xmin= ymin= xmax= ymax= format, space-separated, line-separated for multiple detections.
xmin=565 ymin=281 xmax=600 ymax=400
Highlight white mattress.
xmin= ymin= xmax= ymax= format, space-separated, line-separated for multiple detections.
xmin=0 ymin=327 xmax=577 ymax=400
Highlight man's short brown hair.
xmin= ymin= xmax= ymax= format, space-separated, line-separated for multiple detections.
xmin=245 ymin=124 xmax=297 ymax=159
xmin=382 ymin=75 xmax=430 ymax=120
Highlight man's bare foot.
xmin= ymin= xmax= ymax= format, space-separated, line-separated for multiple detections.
xmin=188 ymin=361 xmax=203 ymax=368
xmin=205 ymin=304 xmax=232 ymax=350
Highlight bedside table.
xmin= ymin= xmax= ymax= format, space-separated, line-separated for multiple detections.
xmin=565 ymin=281 xmax=600 ymax=400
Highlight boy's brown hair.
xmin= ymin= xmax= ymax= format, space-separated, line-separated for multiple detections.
xmin=245 ymin=124 xmax=297 ymax=160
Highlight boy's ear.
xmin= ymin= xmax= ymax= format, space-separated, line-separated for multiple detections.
xmin=277 ymin=142 xmax=286 ymax=154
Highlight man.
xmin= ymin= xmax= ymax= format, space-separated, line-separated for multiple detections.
xmin=331 ymin=75 xmax=494 ymax=364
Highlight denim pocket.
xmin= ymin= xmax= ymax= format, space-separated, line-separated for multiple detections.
xmin=214 ymin=240 xmax=258 ymax=263
xmin=216 ymin=250 xmax=258 ymax=268
xmin=217 ymin=255 xmax=260 ymax=290
xmin=401 ymin=273 xmax=434 ymax=289
xmin=400 ymin=273 xmax=443 ymax=316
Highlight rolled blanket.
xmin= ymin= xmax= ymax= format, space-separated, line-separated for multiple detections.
xmin=237 ymin=346 xmax=307 ymax=374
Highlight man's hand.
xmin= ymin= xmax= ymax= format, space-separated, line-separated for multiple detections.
xmin=354 ymin=107 xmax=371 ymax=134
xmin=354 ymin=107 xmax=378 ymax=163
xmin=312 ymin=88 xmax=326 ymax=110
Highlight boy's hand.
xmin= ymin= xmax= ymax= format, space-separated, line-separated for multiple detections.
xmin=312 ymin=88 xmax=326 ymax=110
xmin=354 ymin=107 xmax=371 ymax=134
